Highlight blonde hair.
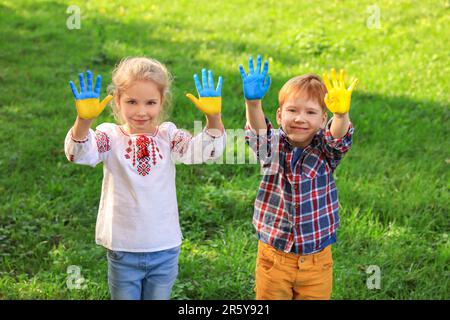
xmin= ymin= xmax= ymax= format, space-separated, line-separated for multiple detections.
xmin=107 ymin=57 xmax=173 ymax=124
xmin=278 ymin=74 xmax=327 ymax=113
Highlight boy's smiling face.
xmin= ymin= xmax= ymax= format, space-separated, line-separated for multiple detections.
xmin=276 ymin=92 xmax=327 ymax=148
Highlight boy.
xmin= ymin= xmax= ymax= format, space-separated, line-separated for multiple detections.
xmin=240 ymin=55 xmax=358 ymax=300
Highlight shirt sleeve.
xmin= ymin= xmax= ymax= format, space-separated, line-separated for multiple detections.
xmin=64 ymin=123 xmax=112 ymax=167
xmin=164 ymin=122 xmax=227 ymax=165
xmin=320 ymin=117 xmax=354 ymax=171
xmin=244 ymin=117 xmax=275 ymax=165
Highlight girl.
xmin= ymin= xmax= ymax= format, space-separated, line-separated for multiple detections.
xmin=64 ymin=57 xmax=226 ymax=300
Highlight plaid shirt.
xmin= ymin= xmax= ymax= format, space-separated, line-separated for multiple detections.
xmin=245 ymin=117 xmax=354 ymax=255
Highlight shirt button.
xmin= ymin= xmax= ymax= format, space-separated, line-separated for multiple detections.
xmin=295 ymin=203 xmax=300 ymax=208
xmin=300 ymin=258 xmax=305 ymax=263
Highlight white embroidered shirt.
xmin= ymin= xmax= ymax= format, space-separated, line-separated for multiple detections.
xmin=64 ymin=122 xmax=226 ymax=252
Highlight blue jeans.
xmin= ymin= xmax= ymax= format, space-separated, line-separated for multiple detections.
xmin=107 ymin=245 xmax=180 ymax=300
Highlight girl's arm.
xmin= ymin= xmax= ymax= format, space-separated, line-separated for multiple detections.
xmin=166 ymin=122 xmax=226 ymax=165
xmin=69 ymin=70 xmax=112 ymax=121
xmin=186 ymin=68 xmax=226 ymax=137
xmin=65 ymin=70 xmax=113 ymax=166
xmin=68 ymin=70 xmax=112 ymax=140
xmin=72 ymin=116 xmax=94 ymax=141
xmin=205 ymin=113 xmax=224 ymax=136
xmin=173 ymin=67 xmax=226 ymax=164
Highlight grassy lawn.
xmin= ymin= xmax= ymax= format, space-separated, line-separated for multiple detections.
xmin=0 ymin=0 xmax=448 ymax=299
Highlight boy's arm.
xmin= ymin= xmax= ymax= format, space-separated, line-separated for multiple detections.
xmin=322 ymin=68 xmax=358 ymax=139
xmin=240 ymin=55 xmax=271 ymax=132
xmin=245 ymin=99 xmax=267 ymax=132
xmin=321 ymin=116 xmax=354 ymax=171
xmin=329 ymin=112 xmax=350 ymax=139
xmin=319 ymin=68 xmax=358 ymax=170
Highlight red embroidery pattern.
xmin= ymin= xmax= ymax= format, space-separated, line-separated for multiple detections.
xmin=70 ymin=130 xmax=88 ymax=143
xmin=149 ymin=138 xmax=163 ymax=165
xmin=124 ymin=139 xmax=136 ymax=165
xmin=171 ymin=130 xmax=191 ymax=156
xmin=124 ymin=135 xmax=163 ymax=176
xmin=96 ymin=131 xmax=111 ymax=153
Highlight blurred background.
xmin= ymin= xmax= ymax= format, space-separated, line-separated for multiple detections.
xmin=0 ymin=0 xmax=448 ymax=299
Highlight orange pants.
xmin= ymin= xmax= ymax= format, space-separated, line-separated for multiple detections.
xmin=255 ymin=240 xmax=333 ymax=300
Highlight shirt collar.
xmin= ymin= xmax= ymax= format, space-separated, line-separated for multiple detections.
xmin=279 ymin=126 xmax=322 ymax=152
xmin=279 ymin=127 xmax=293 ymax=152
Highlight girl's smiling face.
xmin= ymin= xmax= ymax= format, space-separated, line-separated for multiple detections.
xmin=276 ymin=92 xmax=327 ymax=148
xmin=115 ymin=80 xmax=163 ymax=134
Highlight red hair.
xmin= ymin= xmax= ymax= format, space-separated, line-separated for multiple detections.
xmin=278 ymin=74 xmax=327 ymax=112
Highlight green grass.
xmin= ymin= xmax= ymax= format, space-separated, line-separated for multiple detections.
xmin=0 ymin=0 xmax=449 ymax=299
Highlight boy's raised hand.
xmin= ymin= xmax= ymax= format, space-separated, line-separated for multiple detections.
xmin=69 ymin=70 xmax=112 ymax=120
xmin=239 ymin=55 xmax=271 ymax=100
xmin=323 ymin=68 xmax=359 ymax=114
xmin=186 ymin=68 xmax=223 ymax=115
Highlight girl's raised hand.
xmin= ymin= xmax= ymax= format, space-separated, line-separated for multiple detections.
xmin=69 ymin=70 xmax=113 ymax=120
xmin=186 ymin=68 xmax=223 ymax=115
xmin=323 ymin=68 xmax=359 ymax=115
xmin=239 ymin=55 xmax=271 ymax=100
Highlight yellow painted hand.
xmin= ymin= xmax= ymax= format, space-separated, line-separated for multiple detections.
xmin=185 ymin=95 xmax=222 ymax=115
xmin=69 ymin=70 xmax=113 ymax=120
xmin=75 ymin=97 xmax=113 ymax=120
xmin=186 ymin=69 xmax=222 ymax=115
xmin=323 ymin=68 xmax=359 ymax=114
